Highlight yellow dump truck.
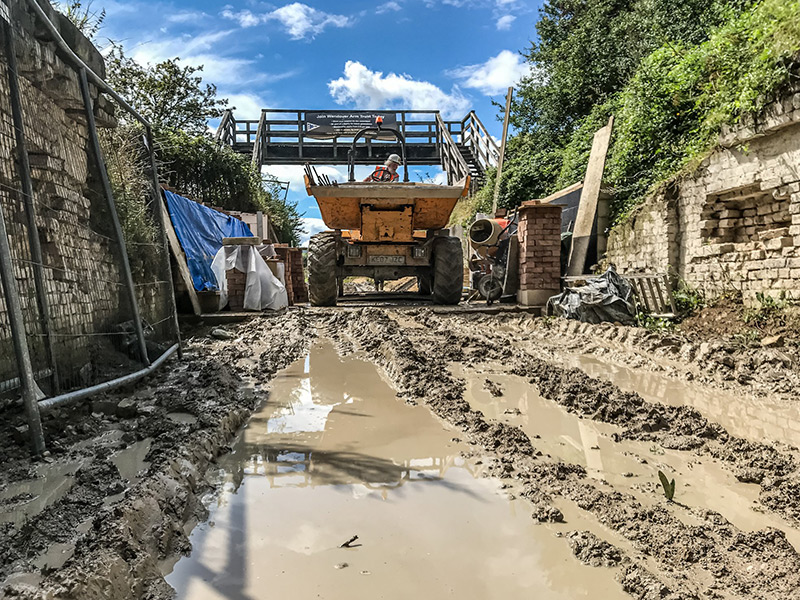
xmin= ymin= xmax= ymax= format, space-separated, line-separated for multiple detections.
xmin=304 ymin=119 xmax=467 ymax=306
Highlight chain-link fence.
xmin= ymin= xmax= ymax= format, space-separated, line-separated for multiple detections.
xmin=0 ymin=1 xmax=180 ymax=454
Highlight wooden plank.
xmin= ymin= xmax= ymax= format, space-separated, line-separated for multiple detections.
xmin=161 ymin=194 xmax=202 ymax=316
xmin=567 ymin=116 xmax=614 ymax=276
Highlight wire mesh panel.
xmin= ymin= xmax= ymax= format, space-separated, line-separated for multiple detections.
xmin=0 ymin=30 xmax=177 ymax=400
xmin=0 ymin=54 xmax=48 ymax=392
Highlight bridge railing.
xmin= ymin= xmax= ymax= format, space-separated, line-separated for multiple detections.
xmin=435 ymin=113 xmax=470 ymax=185
xmin=460 ymin=111 xmax=500 ymax=172
xmin=217 ymin=109 xmax=465 ymax=158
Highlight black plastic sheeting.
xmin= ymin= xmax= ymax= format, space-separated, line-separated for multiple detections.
xmin=546 ymin=268 xmax=636 ymax=324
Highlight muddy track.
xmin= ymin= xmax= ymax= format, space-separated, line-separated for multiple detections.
xmin=319 ymin=308 xmax=800 ymax=600
xmin=0 ymin=312 xmax=314 ymax=600
xmin=4 ymin=308 xmax=800 ymax=599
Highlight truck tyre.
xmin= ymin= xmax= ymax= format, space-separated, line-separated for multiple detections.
xmin=308 ymin=232 xmax=338 ymax=306
xmin=432 ymin=236 xmax=463 ymax=305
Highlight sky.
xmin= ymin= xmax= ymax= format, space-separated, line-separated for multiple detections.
xmin=96 ymin=0 xmax=543 ymax=244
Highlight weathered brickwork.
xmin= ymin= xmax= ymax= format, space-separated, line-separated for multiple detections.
xmin=517 ymin=203 xmax=562 ymax=306
xmin=0 ymin=1 xmax=166 ymax=385
xmin=606 ymin=89 xmax=800 ymax=305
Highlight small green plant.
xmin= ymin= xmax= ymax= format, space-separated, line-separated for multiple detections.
xmin=673 ymin=284 xmax=705 ymax=316
xmin=743 ymin=291 xmax=792 ymax=329
xmin=658 ymin=470 xmax=676 ymax=501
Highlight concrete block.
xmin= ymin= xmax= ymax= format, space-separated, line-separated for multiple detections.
xmin=518 ymin=288 xmax=560 ymax=306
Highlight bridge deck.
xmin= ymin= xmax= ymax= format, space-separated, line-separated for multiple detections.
xmin=217 ymin=109 xmax=500 ymax=184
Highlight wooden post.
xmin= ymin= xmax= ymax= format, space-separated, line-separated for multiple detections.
xmin=567 ymin=115 xmax=615 ymax=276
xmin=492 ymin=87 xmax=513 ymax=213
xmin=161 ymin=197 xmax=202 ymax=315
xmin=256 ymin=211 xmax=264 ymax=239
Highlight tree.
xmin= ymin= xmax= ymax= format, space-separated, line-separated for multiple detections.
xmin=492 ymin=0 xmax=755 ymax=210
xmin=105 ymin=46 xmax=226 ymax=136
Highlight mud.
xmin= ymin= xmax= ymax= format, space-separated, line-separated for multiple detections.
xmin=3 ymin=307 xmax=800 ymax=599
xmin=167 ymin=340 xmax=627 ymax=599
xmin=320 ymin=308 xmax=800 ymax=599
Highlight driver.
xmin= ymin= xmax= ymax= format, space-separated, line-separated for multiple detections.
xmin=364 ymin=154 xmax=402 ymax=182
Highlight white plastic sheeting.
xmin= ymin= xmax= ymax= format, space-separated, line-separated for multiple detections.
xmin=210 ymin=245 xmax=288 ymax=311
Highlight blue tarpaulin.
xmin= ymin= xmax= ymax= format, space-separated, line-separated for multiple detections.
xmin=164 ymin=190 xmax=253 ymax=291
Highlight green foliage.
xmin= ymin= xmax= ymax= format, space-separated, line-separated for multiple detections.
xmin=743 ymin=291 xmax=792 ymax=328
xmin=658 ymin=470 xmax=676 ymax=501
xmin=105 ymin=46 xmax=225 ymax=136
xmin=56 ymin=1 xmax=106 ymax=40
xmin=673 ymin=284 xmax=706 ymax=316
xmin=98 ymin=124 xmax=160 ymax=276
xmin=483 ymin=0 xmax=800 ymax=228
xmin=155 ymin=129 xmax=303 ymax=245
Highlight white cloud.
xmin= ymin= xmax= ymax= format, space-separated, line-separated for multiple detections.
xmin=224 ymin=93 xmax=269 ymax=118
xmin=166 ymin=11 xmax=209 ymax=24
xmin=328 ymin=61 xmax=470 ymax=119
xmin=448 ymin=50 xmax=531 ymax=96
xmin=376 ymin=1 xmax=402 ymax=13
xmin=299 ymin=218 xmax=327 ymax=246
xmin=220 ymin=8 xmax=262 ymax=28
xmin=262 ymin=164 xmax=351 ymax=195
xmin=221 ymin=3 xmax=351 ymax=40
xmin=495 ymin=14 xmax=515 ymax=30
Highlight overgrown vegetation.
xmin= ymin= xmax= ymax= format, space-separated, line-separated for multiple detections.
xmin=482 ymin=0 xmax=800 ymax=225
xmin=58 ymin=2 xmax=304 ymax=247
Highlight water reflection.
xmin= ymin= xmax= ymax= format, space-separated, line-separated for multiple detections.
xmin=166 ymin=342 xmax=628 ymax=600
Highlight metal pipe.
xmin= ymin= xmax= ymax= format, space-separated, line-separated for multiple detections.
xmin=39 ymin=344 xmax=179 ymax=411
xmin=0 ymin=368 xmax=52 ymax=394
xmin=3 ymin=17 xmax=60 ymax=392
xmin=78 ymin=66 xmax=150 ymax=366
xmin=144 ymin=126 xmax=182 ymax=357
xmin=0 ymin=170 xmax=46 ymax=454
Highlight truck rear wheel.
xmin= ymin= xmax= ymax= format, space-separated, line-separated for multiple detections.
xmin=308 ymin=232 xmax=338 ymax=306
xmin=432 ymin=236 xmax=463 ymax=305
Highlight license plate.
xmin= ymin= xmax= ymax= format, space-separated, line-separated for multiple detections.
xmin=368 ymin=255 xmax=405 ymax=265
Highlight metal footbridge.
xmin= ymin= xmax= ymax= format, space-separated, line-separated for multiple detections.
xmin=215 ymin=109 xmax=499 ymax=188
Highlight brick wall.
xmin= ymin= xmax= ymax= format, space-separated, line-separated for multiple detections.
xmin=606 ymin=88 xmax=800 ymax=305
xmin=275 ymin=245 xmax=308 ymax=305
xmin=517 ymin=203 xmax=562 ymax=306
xmin=0 ymin=1 xmax=166 ymax=385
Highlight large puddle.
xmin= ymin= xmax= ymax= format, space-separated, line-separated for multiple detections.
xmin=166 ymin=341 xmax=627 ymax=599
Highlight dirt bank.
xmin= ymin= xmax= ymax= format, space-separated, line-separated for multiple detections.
xmin=0 ymin=311 xmax=313 ymax=599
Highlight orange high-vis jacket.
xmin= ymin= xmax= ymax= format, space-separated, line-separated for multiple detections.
xmin=365 ymin=166 xmax=399 ymax=182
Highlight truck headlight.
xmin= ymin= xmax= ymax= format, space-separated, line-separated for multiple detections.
xmin=347 ymin=245 xmax=362 ymax=257
xmin=412 ymin=247 xmax=428 ymax=258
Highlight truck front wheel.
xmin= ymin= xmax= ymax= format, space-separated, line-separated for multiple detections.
xmin=308 ymin=232 xmax=338 ymax=306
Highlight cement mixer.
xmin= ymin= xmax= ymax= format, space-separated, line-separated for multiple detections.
xmin=468 ymin=214 xmax=517 ymax=303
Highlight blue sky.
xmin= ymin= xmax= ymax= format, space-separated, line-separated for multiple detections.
xmin=95 ymin=0 xmax=542 ymax=243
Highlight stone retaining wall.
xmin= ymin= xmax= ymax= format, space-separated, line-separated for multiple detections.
xmin=0 ymin=0 xmax=161 ymax=386
xmin=606 ymin=88 xmax=800 ymax=305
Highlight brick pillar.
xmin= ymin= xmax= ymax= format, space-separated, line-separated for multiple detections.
xmin=517 ymin=203 xmax=563 ymax=306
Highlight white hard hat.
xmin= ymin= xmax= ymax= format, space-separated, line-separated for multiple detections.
xmin=386 ymin=153 xmax=402 ymax=165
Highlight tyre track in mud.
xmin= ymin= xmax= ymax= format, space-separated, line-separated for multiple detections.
xmin=417 ymin=311 xmax=800 ymax=528
xmin=320 ymin=308 xmax=800 ymax=600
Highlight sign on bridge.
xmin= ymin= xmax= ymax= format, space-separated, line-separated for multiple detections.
xmin=305 ymin=111 xmax=398 ymax=139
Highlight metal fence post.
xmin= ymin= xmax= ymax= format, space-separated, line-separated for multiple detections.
xmin=3 ymin=18 xmax=59 ymax=392
xmin=77 ymin=67 xmax=150 ymax=366
xmin=144 ymin=126 xmax=182 ymax=357
xmin=0 ymin=195 xmax=46 ymax=455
